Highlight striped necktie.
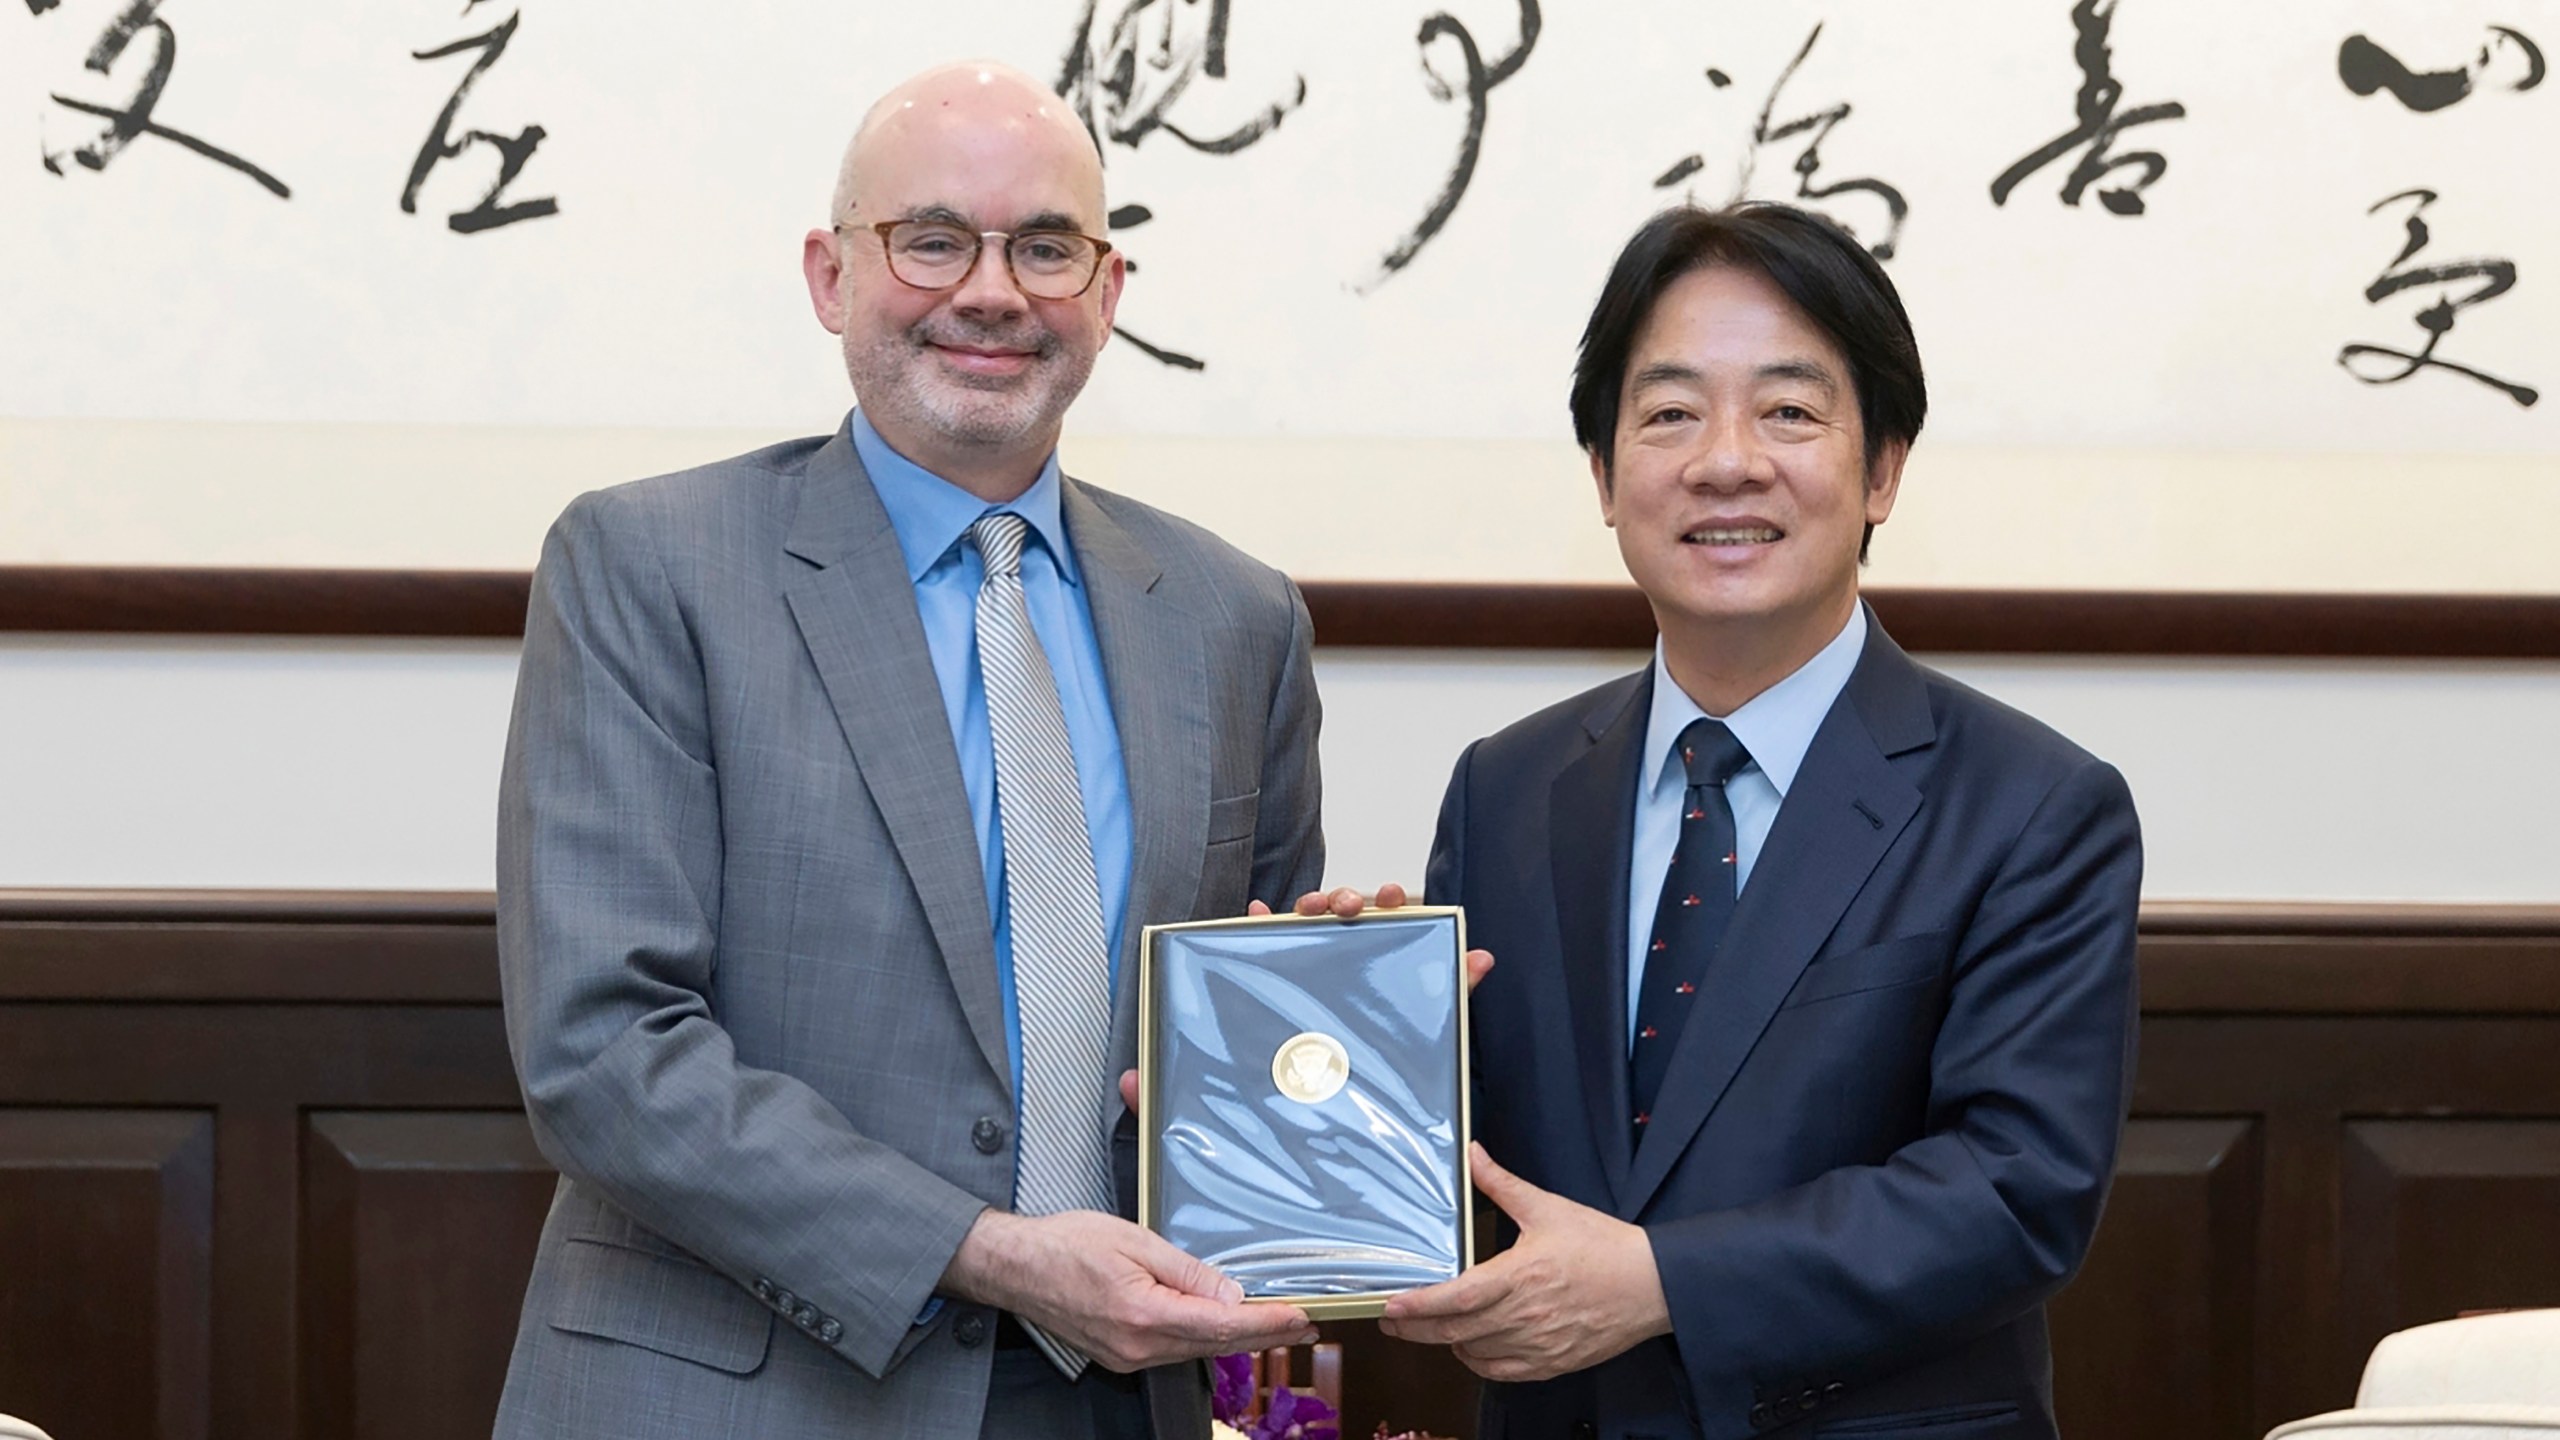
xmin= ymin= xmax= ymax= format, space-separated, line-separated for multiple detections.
xmin=971 ymin=512 xmax=1116 ymax=1379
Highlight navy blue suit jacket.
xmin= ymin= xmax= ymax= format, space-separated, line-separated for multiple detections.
xmin=1425 ymin=616 xmax=2141 ymax=1440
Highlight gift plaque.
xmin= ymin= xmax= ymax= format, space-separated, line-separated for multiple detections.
xmin=1138 ymin=907 xmax=1474 ymax=1320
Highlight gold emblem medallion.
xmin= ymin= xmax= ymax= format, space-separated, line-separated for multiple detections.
xmin=1271 ymin=1031 xmax=1351 ymax=1105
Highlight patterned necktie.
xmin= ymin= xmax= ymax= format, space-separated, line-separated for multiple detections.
xmin=970 ymin=512 xmax=1115 ymax=1379
xmin=1629 ymin=717 xmax=1753 ymax=1140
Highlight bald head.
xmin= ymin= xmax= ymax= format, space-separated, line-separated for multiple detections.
xmin=802 ymin=58 xmax=1126 ymax=501
xmin=831 ymin=61 xmax=1106 ymax=227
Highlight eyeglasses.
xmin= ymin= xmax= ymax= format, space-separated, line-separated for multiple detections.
xmin=841 ymin=219 xmax=1115 ymax=300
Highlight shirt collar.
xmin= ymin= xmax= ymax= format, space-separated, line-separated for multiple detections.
xmin=1641 ymin=602 xmax=1868 ymax=800
xmin=849 ymin=409 xmax=1079 ymax=586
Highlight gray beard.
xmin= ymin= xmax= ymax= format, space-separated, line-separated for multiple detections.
xmin=845 ymin=328 xmax=1095 ymax=455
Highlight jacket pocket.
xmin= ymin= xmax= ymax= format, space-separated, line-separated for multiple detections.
xmin=1206 ymin=789 xmax=1262 ymax=845
xmin=549 ymin=1235 xmax=775 ymax=1375
xmin=1817 ymin=1401 xmax=2023 ymax=1436
xmin=1781 ymin=931 xmax=1951 ymax=1010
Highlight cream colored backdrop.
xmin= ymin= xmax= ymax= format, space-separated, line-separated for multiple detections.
xmin=6 ymin=0 xmax=2554 ymax=587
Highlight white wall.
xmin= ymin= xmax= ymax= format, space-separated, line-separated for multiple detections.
xmin=6 ymin=637 xmax=2554 ymax=902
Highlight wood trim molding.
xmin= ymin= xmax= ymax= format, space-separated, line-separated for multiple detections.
xmin=5 ymin=566 xmax=2557 ymax=657
xmin=9 ymin=890 xmax=2550 ymax=934
xmin=0 ymin=890 xmax=503 ymax=1004
xmin=2138 ymin=901 xmax=2560 ymax=938
xmin=1308 ymin=584 xmax=2560 ymax=658
xmin=0 ymin=566 xmax=531 ymax=638
xmin=6 ymin=891 xmax=2555 ymax=1012
xmin=0 ymin=888 xmax=497 ymax=925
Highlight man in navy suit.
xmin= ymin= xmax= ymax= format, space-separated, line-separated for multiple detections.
xmin=1378 ymin=204 xmax=2144 ymax=1440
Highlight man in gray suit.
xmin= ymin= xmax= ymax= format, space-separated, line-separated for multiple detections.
xmin=493 ymin=60 xmax=1322 ymax=1439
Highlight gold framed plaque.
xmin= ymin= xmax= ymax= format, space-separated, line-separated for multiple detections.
xmin=1137 ymin=907 xmax=1475 ymax=1321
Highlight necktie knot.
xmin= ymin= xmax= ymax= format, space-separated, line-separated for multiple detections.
xmin=1676 ymin=718 xmax=1752 ymax=789
xmin=969 ymin=512 xmax=1030 ymax=580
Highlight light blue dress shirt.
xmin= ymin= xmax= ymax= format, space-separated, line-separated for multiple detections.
xmin=1624 ymin=604 xmax=1867 ymax=1048
xmin=850 ymin=410 xmax=1134 ymax=1094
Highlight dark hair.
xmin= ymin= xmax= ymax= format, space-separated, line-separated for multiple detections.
xmin=1569 ymin=203 xmax=1927 ymax=556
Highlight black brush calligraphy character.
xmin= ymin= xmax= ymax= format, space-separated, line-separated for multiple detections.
xmin=2339 ymin=27 xmax=2544 ymax=112
xmin=1361 ymin=0 xmax=1539 ymax=291
xmin=1055 ymin=0 xmax=1309 ymax=370
xmin=2338 ymin=189 xmax=2538 ymax=408
xmin=2340 ymin=35 xmax=2473 ymax=111
xmin=2496 ymin=26 xmax=2551 ymax=89
xmin=1991 ymin=0 xmax=2185 ymax=216
xmin=1653 ymin=65 xmax=1732 ymax=191
xmin=403 ymin=10 xmax=558 ymax=234
xmin=1733 ymin=24 xmax=1906 ymax=259
xmin=37 ymin=0 xmax=289 ymax=195
xmin=1062 ymin=0 xmax=1303 ymax=154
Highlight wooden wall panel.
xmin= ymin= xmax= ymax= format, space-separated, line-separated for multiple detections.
xmin=2050 ymin=1118 xmax=2261 ymax=1440
xmin=1333 ymin=1318 xmax=1477 ymax=1440
xmin=0 ymin=991 xmax=525 ymax=1440
xmin=0 ymin=1109 xmax=214 ymax=1440
xmin=299 ymin=1112 xmax=558 ymax=1440
xmin=2340 ymin=1121 xmax=2560 ymax=1368
xmin=3 ymin=895 xmax=2558 ymax=1440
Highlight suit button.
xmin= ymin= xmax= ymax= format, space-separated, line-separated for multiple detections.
xmin=953 ymin=1311 xmax=989 ymax=1348
xmin=1773 ymin=1394 xmax=1799 ymax=1421
xmin=818 ymin=1318 xmax=843 ymax=1344
xmin=972 ymin=1116 xmax=1007 ymax=1155
xmin=1799 ymin=1387 xmax=1821 ymax=1411
xmin=773 ymin=1288 xmax=797 ymax=1312
xmin=1747 ymin=1404 xmax=1772 ymax=1429
xmin=795 ymin=1304 xmax=819 ymax=1330
xmin=1824 ymin=1383 xmax=1847 ymax=1405
xmin=752 ymin=1278 xmax=775 ymax=1302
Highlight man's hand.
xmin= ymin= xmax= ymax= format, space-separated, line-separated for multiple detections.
xmin=1116 ymin=883 xmax=1497 ymax=1111
xmin=1378 ymin=1143 xmax=1671 ymax=1382
xmin=1258 ymin=882 xmax=1496 ymax=990
xmin=940 ymin=1208 xmax=1315 ymax=1372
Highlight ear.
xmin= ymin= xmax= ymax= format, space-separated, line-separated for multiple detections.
xmin=1862 ymin=437 xmax=1909 ymax=527
xmin=802 ymin=228 xmax=849 ymax=335
xmin=1092 ymin=248 xmax=1127 ymax=338
xmin=1588 ymin=446 xmax=1618 ymax=527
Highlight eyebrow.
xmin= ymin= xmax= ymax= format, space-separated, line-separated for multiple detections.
xmin=1756 ymin=360 xmax=1842 ymax=399
xmin=899 ymin=204 xmax=1084 ymax=233
xmin=1629 ymin=358 xmax=1842 ymax=398
xmin=1630 ymin=361 xmax=1703 ymax=390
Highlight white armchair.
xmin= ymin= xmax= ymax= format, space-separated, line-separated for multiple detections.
xmin=2267 ymin=1310 xmax=2560 ymax=1439
xmin=0 ymin=1415 xmax=57 ymax=1440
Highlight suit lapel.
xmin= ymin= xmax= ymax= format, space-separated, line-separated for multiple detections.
xmin=1549 ymin=671 xmax=1652 ymax=1204
xmin=1621 ymin=615 xmax=1934 ymax=1218
xmin=1064 ymin=482 xmax=1211 ymax=1095
xmin=781 ymin=430 xmax=1011 ymax=1087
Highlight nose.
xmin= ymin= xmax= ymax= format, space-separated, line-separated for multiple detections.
xmin=1684 ymin=408 xmax=1764 ymax=492
xmin=948 ymin=238 xmax=1030 ymax=321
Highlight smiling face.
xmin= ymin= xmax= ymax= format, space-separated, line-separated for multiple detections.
xmin=1595 ymin=263 xmax=1905 ymax=705
xmin=803 ymin=64 xmax=1125 ymax=497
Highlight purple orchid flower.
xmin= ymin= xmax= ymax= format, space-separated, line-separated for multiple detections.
xmin=1254 ymin=1383 xmax=1340 ymax=1440
xmin=1212 ymin=1352 xmax=1257 ymax=1424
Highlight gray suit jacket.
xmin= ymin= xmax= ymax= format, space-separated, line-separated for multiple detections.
xmin=491 ymin=421 xmax=1325 ymax=1439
